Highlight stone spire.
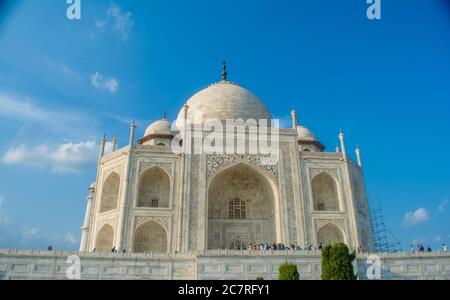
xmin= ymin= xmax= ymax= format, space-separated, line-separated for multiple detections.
xmin=291 ymin=107 xmax=298 ymax=129
xmin=129 ymin=121 xmax=137 ymax=146
xmin=355 ymin=145 xmax=362 ymax=168
xmin=222 ymin=61 xmax=228 ymax=81
xmin=112 ymin=137 xmax=118 ymax=152
xmin=339 ymin=129 xmax=348 ymax=161
xmin=99 ymin=135 xmax=107 ymax=160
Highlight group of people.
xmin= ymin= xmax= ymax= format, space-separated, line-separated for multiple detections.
xmin=233 ymin=242 xmax=366 ymax=253
xmin=411 ymin=243 xmax=448 ymax=253
xmin=246 ymin=243 xmax=316 ymax=252
xmin=110 ymin=247 xmax=126 ymax=254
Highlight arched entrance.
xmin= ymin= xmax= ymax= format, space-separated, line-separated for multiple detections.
xmin=317 ymin=223 xmax=345 ymax=246
xmin=133 ymin=221 xmax=168 ymax=253
xmin=207 ymin=163 xmax=279 ymax=249
xmin=137 ymin=167 xmax=171 ymax=208
xmin=312 ymin=173 xmax=340 ymax=212
xmin=95 ymin=224 xmax=114 ymax=252
xmin=99 ymin=173 xmax=120 ymax=213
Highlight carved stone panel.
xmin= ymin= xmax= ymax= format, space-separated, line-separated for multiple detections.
xmin=314 ymin=219 xmax=345 ymax=232
xmin=207 ymin=154 xmax=278 ymax=182
xmin=310 ymin=168 xmax=339 ymax=181
xmin=138 ymin=162 xmax=172 ymax=177
xmin=134 ymin=216 xmax=169 ymax=231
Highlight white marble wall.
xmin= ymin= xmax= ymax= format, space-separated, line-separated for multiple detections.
xmin=1 ymin=249 xmax=450 ymax=280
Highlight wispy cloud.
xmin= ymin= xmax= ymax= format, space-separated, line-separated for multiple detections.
xmin=0 ymin=196 xmax=80 ymax=250
xmin=2 ymin=141 xmax=98 ymax=173
xmin=104 ymin=112 xmax=150 ymax=128
xmin=438 ymin=199 xmax=448 ymax=212
xmin=0 ymin=91 xmax=96 ymax=141
xmin=91 ymin=72 xmax=119 ymax=93
xmin=95 ymin=2 xmax=134 ymax=40
xmin=43 ymin=58 xmax=83 ymax=82
xmin=64 ymin=232 xmax=79 ymax=245
xmin=403 ymin=208 xmax=431 ymax=226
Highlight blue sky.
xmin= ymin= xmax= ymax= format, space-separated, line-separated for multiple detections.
xmin=0 ymin=0 xmax=449 ymax=251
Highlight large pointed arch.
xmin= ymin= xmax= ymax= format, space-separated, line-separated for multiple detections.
xmin=133 ymin=220 xmax=168 ymax=253
xmin=99 ymin=172 xmax=120 ymax=213
xmin=207 ymin=162 xmax=281 ymax=250
xmin=95 ymin=224 xmax=114 ymax=252
xmin=317 ymin=223 xmax=345 ymax=246
xmin=137 ymin=167 xmax=171 ymax=208
xmin=311 ymin=172 xmax=340 ymax=212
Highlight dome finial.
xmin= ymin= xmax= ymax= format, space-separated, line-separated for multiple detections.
xmin=222 ymin=60 xmax=227 ymax=81
xmin=163 ymin=111 xmax=168 ymax=119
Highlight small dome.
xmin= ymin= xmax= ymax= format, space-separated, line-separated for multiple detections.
xmin=297 ymin=125 xmax=318 ymax=141
xmin=144 ymin=118 xmax=173 ymax=137
xmin=175 ymin=81 xmax=272 ymax=129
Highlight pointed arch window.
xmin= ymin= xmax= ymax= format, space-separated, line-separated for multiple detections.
xmin=229 ymin=198 xmax=246 ymax=219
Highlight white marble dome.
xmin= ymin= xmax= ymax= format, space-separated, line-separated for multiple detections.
xmin=144 ymin=118 xmax=173 ymax=136
xmin=297 ymin=125 xmax=318 ymax=141
xmin=175 ymin=81 xmax=272 ymax=129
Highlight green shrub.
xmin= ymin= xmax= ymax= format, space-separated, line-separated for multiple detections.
xmin=321 ymin=243 xmax=357 ymax=280
xmin=256 ymin=277 xmax=264 ymax=280
xmin=278 ymin=262 xmax=300 ymax=280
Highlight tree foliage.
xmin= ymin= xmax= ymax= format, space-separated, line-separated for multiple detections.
xmin=278 ymin=262 xmax=300 ymax=280
xmin=321 ymin=243 xmax=357 ymax=280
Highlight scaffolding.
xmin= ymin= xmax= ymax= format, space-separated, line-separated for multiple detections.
xmin=369 ymin=198 xmax=402 ymax=253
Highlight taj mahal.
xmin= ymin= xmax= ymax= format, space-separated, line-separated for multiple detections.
xmin=2 ymin=64 xmax=449 ymax=280
xmin=79 ymin=63 xmax=374 ymax=255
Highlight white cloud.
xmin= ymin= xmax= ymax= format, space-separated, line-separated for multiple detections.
xmin=64 ymin=232 xmax=78 ymax=245
xmin=2 ymin=141 xmax=98 ymax=173
xmin=96 ymin=2 xmax=134 ymax=40
xmin=403 ymin=208 xmax=431 ymax=226
xmin=91 ymin=72 xmax=119 ymax=93
xmin=20 ymin=227 xmax=41 ymax=241
xmin=438 ymin=199 xmax=448 ymax=212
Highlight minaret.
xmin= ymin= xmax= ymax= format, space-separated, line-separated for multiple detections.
xmin=355 ymin=145 xmax=362 ymax=168
xmin=339 ymin=130 xmax=347 ymax=161
xmin=339 ymin=129 xmax=360 ymax=249
xmin=129 ymin=121 xmax=137 ymax=146
xmin=112 ymin=137 xmax=118 ymax=152
xmin=291 ymin=108 xmax=298 ymax=129
xmin=79 ymin=184 xmax=95 ymax=252
xmin=116 ymin=121 xmax=137 ymax=251
xmin=222 ymin=61 xmax=228 ymax=82
xmin=99 ymin=135 xmax=107 ymax=160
